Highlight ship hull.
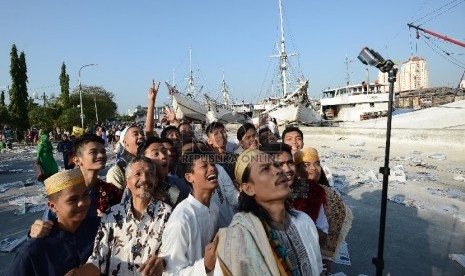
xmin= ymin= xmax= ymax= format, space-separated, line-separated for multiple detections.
xmin=172 ymin=92 xmax=208 ymax=122
xmin=263 ymin=103 xmax=321 ymax=125
xmin=320 ymin=93 xmax=390 ymax=121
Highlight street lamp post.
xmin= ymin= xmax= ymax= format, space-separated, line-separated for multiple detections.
xmin=33 ymin=92 xmax=55 ymax=107
xmin=94 ymin=95 xmax=99 ymax=124
xmin=78 ymin=64 xmax=97 ymax=128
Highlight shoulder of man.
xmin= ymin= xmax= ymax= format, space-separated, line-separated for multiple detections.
xmin=106 ymin=164 xmax=125 ymax=190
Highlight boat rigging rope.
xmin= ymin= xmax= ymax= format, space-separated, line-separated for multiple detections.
xmin=411 ymin=0 xmax=465 ymax=26
xmin=419 ymin=35 xmax=465 ymax=69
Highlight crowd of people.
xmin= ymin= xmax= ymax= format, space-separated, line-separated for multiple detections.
xmin=5 ymin=82 xmax=352 ymax=275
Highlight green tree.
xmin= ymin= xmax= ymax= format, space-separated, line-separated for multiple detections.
xmin=119 ymin=114 xmax=134 ymax=123
xmin=69 ymin=85 xmax=118 ymax=127
xmin=56 ymin=107 xmax=81 ymax=131
xmin=1 ymin=89 xmax=10 ymax=125
xmin=0 ymin=90 xmax=5 ymax=106
xmin=28 ymin=105 xmax=59 ymax=131
xmin=59 ymin=62 xmax=70 ymax=107
xmin=8 ymin=44 xmax=29 ymax=129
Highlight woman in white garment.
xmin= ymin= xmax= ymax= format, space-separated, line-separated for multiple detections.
xmin=216 ymin=149 xmax=324 ymax=276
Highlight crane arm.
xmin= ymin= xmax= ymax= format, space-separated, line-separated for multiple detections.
xmin=408 ymin=23 xmax=465 ymax=48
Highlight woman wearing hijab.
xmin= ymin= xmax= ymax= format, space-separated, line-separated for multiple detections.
xmin=37 ymin=134 xmax=58 ymax=180
xmin=216 ymin=149 xmax=323 ymax=275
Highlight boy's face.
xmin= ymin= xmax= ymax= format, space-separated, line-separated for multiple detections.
xmin=240 ymin=128 xmax=258 ymax=150
xmin=304 ymin=160 xmax=322 ymax=182
xmin=283 ymin=131 xmax=303 ymax=154
xmin=74 ymin=141 xmax=107 ymax=171
xmin=162 ymin=142 xmax=177 ymax=167
xmin=166 ymin=129 xmax=181 ymax=145
xmin=185 ymin=156 xmax=218 ymax=191
xmin=48 ymin=184 xmax=91 ymax=225
xmin=144 ymin=142 xmax=169 ymax=179
xmin=207 ymin=127 xmax=227 ymax=150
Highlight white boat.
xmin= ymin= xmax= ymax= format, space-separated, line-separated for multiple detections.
xmin=205 ymin=73 xmax=252 ymax=124
xmin=320 ymin=82 xmax=389 ymax=121
xmin=261 ymin=80 xmax=321 ymax=125
xmin=167 ymin=50 xmax=208 ymax=123
xmin=255 ymin=0 xmax=321 ymax=126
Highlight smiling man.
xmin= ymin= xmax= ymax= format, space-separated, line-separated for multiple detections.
xmin=205 ymin=122 xmax=237 ymax=181
xmin=160 ymin=148 xmax=220 ymax=275
xmin=282 ymin=126 xmax=304 ymax=155
xmin=106 ymin=125 xmax=145 ymax=189
xmin=74 ymin=156 xmax=172 ymax=276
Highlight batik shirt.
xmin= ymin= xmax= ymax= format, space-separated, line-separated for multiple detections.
xmin=87 ymin=198 xmax=172 ymax=275
xmin=270 ymin=216 xmax=312 ymax=276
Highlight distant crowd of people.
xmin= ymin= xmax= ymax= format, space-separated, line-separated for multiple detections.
xmin=6 ymin=81 xmax=352 ymax=275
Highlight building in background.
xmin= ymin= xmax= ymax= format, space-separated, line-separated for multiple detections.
xmin=377 ymin=64 xmax=401 ymax=93
xmin=399 ymin=56 xmax=429 ymax=91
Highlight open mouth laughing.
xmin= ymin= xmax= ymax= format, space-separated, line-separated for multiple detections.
xmin=206 ymin=173 xmax=218 ymax=183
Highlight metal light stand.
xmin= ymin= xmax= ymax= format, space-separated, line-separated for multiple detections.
xmin=373 ymin=65 xmax=397 ymax=276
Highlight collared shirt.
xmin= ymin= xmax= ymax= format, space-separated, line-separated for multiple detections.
xmin=87 ymin=198 xmax=172 ymax=275
xmin=7 ymin=216 xmax=100 ymax=276
xmin=161 ymin=194 xmax=219 ymax=275
xmin=212 ymin=164 xmax=238 ymax=228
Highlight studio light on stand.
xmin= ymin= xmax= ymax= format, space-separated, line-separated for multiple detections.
xmin=358 ymin=47 xmax=397 ymax=276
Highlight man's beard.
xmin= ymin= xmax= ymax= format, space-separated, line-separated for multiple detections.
xmin=137 ymin=191 xmax=152 ymax=199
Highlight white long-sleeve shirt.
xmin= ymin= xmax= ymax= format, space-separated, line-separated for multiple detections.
xmin=161 ymin=194 xmax=219 ymax=275
xmin=212 ymin=164 xmax=239 ymax=228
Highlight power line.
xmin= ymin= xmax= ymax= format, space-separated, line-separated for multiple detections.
xmin=413 ymin=0 xmax=465 ymax=26
xmin=420 ymin=34 xmax=465 ymax=69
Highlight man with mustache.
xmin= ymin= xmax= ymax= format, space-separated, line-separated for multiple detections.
xmin=216 ymin=149 xmax=323 ymax=275
xmin=261 ymin=143 xmax=296 ymax=188
xmin=72 ymin=156 xmax=172 ymax=276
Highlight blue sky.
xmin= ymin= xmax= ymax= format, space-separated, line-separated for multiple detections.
xmin=1 ymin=0 xmax=464 ymax=114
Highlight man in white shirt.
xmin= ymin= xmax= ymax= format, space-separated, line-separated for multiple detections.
xmin=161 ymin=148 xmax=220 ymax=275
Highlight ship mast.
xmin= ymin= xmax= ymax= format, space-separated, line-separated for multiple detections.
xmin=278 ymin=0 xmax=288 ymax=97
xmin=187 ymin=48 xmax=195 ymax=96
xmin=345 ymin=54 xmax=351 ymax=86
xmin=221 ymin=71 xmax=230 ymax=106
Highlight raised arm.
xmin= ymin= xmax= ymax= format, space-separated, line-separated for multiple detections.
xmin=145 ymin=80 xmax=161 ymax=137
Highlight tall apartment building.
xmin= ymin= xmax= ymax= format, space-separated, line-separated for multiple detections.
xmin=399 ymin=56 xmax=429 ymax=91
xmin=377 ymin=64 xmax=401 ymax=93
